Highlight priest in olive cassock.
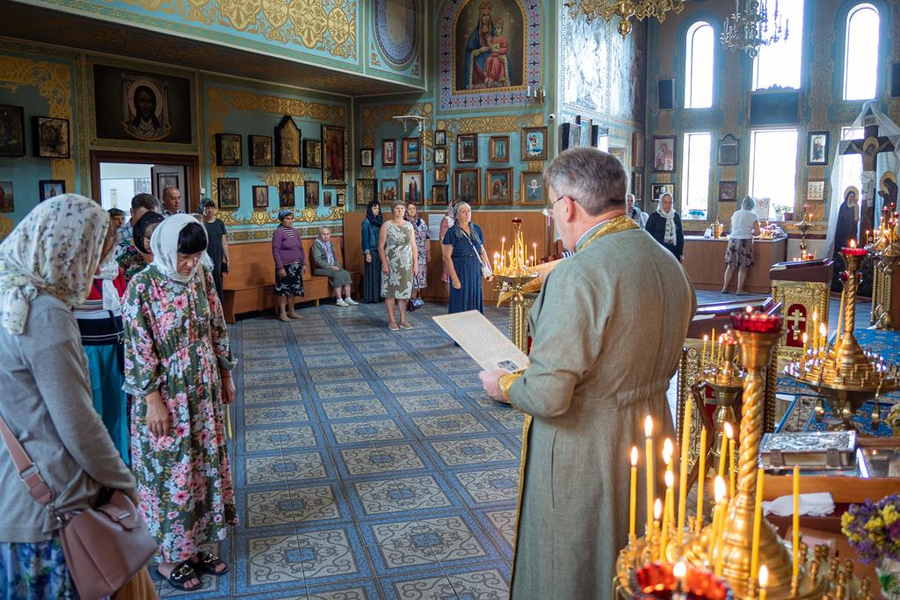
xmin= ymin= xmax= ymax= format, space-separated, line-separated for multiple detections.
xmin=480 ymin=147 xmax=696 ymax=600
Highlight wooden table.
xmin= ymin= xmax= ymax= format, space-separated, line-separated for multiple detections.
xmin=682 ymin=236 xmax=787 ymax=294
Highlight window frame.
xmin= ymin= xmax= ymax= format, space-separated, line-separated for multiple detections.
xmin=684 ymin=20 xmax=715 ymax=110
xmin=842 ymin=2 xmax=881 ymax=101
xmin=680 ymin=131 xmax=713 ymax=220
xmin=750 ymin=0 xmax=805 ymax=91
xmin=748 ymin=128 xmax=800 ymax=220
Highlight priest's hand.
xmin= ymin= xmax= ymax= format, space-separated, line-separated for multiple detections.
xmin=479 ymin=368 xmax=511 ymax=404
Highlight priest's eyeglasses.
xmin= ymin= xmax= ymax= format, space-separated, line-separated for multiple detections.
xmin=550 ymin=195 xmax=567 ymax=210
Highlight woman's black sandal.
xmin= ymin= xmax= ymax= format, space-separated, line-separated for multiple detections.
xmin=162 ymin=562 xmax=202 ymax=591
xmin=191 ymin=551 xmax=230 ymax=576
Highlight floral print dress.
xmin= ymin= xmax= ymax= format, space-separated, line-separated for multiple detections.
xmin=381 ymin=221 xmax=414 ymax=300
xmin=410 ymin=217 xmax=429 ymax=289
xmin=123 ymin=265 xmax=237 ymax=562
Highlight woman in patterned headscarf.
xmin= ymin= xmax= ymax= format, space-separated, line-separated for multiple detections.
xmin=0 ymin=195 xmax=136 ymax=599
xmin=271 ymin=209 xmax=306 ymax=321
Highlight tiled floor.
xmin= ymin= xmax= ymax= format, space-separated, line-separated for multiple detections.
xmin=153 ymin=301 xmax=517 ymax=599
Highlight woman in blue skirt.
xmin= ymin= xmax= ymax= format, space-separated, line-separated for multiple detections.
xmin=441 ymin=202 xmax=492 ymax=313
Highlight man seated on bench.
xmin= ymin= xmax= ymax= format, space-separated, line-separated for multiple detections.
xmin=312 ymin=227 xmax=357 ymax=307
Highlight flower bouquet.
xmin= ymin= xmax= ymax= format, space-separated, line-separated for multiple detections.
xmin=842 ymin=494 xmax=900 ymax=599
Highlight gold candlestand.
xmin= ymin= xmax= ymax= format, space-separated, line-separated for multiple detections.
xmin=495 ymin=218 xmax=538 ymax=353
xmin=795 ymin=212 xmax=813 ymax=260
xmin=870 ymin=233 xmax=900 ymax=330
xmin=704 ymin=339 xmax=743 ymax=471
xmin=785 ymin=247 xmax=900 ymax=430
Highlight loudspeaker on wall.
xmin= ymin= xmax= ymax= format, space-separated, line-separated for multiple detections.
xmin=658 ymin=79 xmax=675 ymax=111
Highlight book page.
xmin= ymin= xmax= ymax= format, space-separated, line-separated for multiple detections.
xmin=432 ymin=310 xmax=531 ymax=372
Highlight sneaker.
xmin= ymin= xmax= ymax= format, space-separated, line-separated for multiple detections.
xmin=344 ymin=298 xmax=358 ymax=306
xmin=336 ymin=299 xmax=349 ymax=307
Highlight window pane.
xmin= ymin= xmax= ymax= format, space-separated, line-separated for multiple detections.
xmin=752 ymin=0 xmax=804 ymax=90
xmin=749 ymin=129 xmax=798 ymax=219
xmin=685 ymin=22 xmax=714 ymax=109
xmin=682 ymin=132 xmax=711 ymax=219
xmin=844 ymin=4 xmax=880 ymax=101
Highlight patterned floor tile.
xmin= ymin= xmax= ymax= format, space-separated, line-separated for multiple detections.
xmin=354 ymin=340 xmax=403 ymax=353
xmin=243 ymin=358 xmax=295 ymax=373
xmin=386 ymin=566 xmax=510 ymax=600
xmin=321 ymin=400 xmax=389 ymax=420
xmin=394 ymin=393 xmax=465 ymax=414
xmin=405 ymin=336 xmax=451 ymax=349
xmin=428 ymin=438 xmax=518 ymax=466
xmin=370 ymin=363 xmax=429 ymax=378
xmin=482 ymin=508 xmax=517 ymax=551
xmin=308 ymin=366 xmax=365 ymax=382
xmin=302 ymin=353 xmax=356 ymax=368
xmin=242 ymin=527 xmax=363 ymax=589
xmin=244 ymin=426 xmax=317 ymax=452
xmin=243 ymin=346 xmax=290 ymax=358
xmin=418 ymin=346 xmax=468 ymax=361
xmin=244 ymin=486 xmax=340 ymax=527
xmin=243 ymin=386 xmax=305 ymax=405
xmin=338 ymin=444 xmax=426 ymax=476
xmin=484 ymin=408 xmax=524 ymax=432
xmin=243 ymin=405 xmax=310 ymax=427
xmin=245 ymin=371 xmax=300 ymax=387
xmin=429 ymin=358 xmax=480 ymax=373
xmin=244 ymin=452 xmax=327 ymax=485
xmin=351 ymin=475 xmax=453 ymax=515
xmin=410 ymin=413 xmax=487 ymax=437
xmin=363 ymin=351 xmax=414 ymax=365
xmin=300 ymin=342 xmax=348 ymax=355
xmin=367 ymin=515 xmax=489 ymax=570
xmin=382 ymin=377 xmax=445 ymax=394
xmin=315 ymin=381 xmax=376 ymax=399
xmin=446 ymin=372 xmax=482 ymax=389
xmin=344 ymin=330 xmax=391 ymax=342
xmin=239 ymin=581 xmax=380 ymax=599
xmin=466 ymin=390 xmax=505 ymax=409
xmin=329 ymin=419 xmax=406 ymax=444
xmin=453 ymin=468 xmax=519 ymax=504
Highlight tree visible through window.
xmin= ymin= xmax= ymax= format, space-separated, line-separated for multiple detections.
xmin=843 ymin=3 xmax=880 ymax=101
xmin=685 ymin=22 xmax=714 ymax=109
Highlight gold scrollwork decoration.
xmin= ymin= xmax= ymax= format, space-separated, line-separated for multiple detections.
xmin=262 ymin=0 xmax=289 ymax=30
xmin=290 ymin=0 xmax=329 ymax=48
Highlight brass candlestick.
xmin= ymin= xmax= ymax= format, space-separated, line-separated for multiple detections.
xmin=495 ymin=218 xmax=538 ymax=353
xmin=785 ymin=247 xmax=900 ymax=430
xmin=703 ymin=338 xmax=743 ymax=477
xmin=795 ymin=211 xmax=813 ymax=260
xmin=869 ymin=229 xmax=900 ymax=330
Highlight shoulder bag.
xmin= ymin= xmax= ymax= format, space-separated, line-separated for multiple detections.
xmin=459 ymin=226 xmax=493 ymax=279
xmin=0 ymin=414 xmax=158 ymax=600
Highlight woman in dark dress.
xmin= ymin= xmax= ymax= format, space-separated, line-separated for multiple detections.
xmin=199 ymin=198 xmax=229 ymax=303
xmin=361 ymin=200 xmax=384 ymax=303
xmin=441 ymin=202 xmax=492 ymax=313
xmin=645 ymin=193 xmax=684 ymax=261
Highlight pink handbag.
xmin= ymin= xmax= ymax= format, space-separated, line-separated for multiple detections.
xmin=0 ymin=414 xmax=158 ymax=600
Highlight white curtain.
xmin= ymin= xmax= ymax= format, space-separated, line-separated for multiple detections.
xmin=824 ymin=100 xmax=900 ymax=258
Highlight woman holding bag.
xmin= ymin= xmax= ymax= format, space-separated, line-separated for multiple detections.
xmin=0 ymin=195 xmax=137 ymax=599
xmin=441 ymin=202 xmax=492 ymax=314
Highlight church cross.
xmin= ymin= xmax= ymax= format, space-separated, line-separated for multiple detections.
xmin=840 ymin=107 xmax=897 ymax=240
xmin=786 ymin=308 xmax=806 ymax=342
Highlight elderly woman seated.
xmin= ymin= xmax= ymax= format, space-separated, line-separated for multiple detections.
xmin=312 ymin=227 xmax=357 ymax=307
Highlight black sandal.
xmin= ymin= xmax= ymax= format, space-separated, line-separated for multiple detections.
xmin=190 ymin=551 xmax=230 ymax=576
xmin=161 ymin=562 xmax=202 ymax=591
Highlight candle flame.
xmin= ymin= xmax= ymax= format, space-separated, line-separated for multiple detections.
xmin=746 ymin=305 xmax=753 ymax=314
xmin=724 ymin=422 xmax=734 ymax=440
xmin=819 ymin=323 xmax=827 ymax=336
xmin=673 ymin=561 xmax=687 ymax=579
xmin=759 ymin=565 xmax=769 ymax=588
xmin=812 ymin=310 xmax=818 ymax=323
xmin=714 ymin=476 xmax=726 ymax=502
xmin=654 ymin=498 xmax=662 ymax=520
xmin=630 ymin=446 xmax=638 ymax=466
xmin=802 ymin=332 xmax=807 ymax=342
xmin=850 ymin=239 xmax=857 ymax=248
xmin=663 ymin=438 xmax=674 ymax=464
xmin=644 ymin=415 xmax=653 ymax=438
xmin=501 ymin=237 xmax=506 ymax=242
xmin=703 ymin=334 xmax=709 ymax=342
xmin=665 ymin=469 xmax=674 ymax=488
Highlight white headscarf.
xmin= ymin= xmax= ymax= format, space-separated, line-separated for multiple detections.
xmin=96 ymin=252 xmax=122 ymax=313
xmin=149 ymin=214 xmax=207 ymax=284
xmin=0 ymin=194 xmax=109 ymax=335
xmin=657 ymin=197 xmax=677 ymax=246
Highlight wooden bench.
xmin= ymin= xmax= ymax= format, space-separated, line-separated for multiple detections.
xmin=221 ymin=236 xmax=356 ymax=323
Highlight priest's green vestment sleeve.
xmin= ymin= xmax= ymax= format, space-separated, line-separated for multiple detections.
xmin=507 ymin=224 xmax=696 ymax=600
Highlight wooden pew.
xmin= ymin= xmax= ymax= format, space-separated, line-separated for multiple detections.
xmin=221 ymin=236 xmax=355 ymax=323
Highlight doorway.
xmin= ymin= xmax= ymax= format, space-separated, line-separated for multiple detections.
xmin=90 ymin=150 xmax=200 ymax=213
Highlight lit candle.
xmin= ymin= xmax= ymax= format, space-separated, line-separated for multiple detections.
xmin=654 ymin=499 xmax=663 ymax=561
xmin=750 ymin=468 xmax=765 ymax=581
xmin=819 ymin=322 xmax=828 ymax=359
xmin=728 ymin=437 xmax=736 ymax=498
xmin=696 ymin=428 xmax=707 ymax=528
xmin=792 ymin=465 xmax=800 ymax=578
xmin=801 ymin=332 xmax=808 ymax=365
xmin=713 ymin=477 xmax=728 ymax=575
xmin=532 ymin=242 xmax=537 ymax=263
xmin=663 ymin=438 xmax=674 ymax=474
xmin=645 ymin=416 xmax=655 ymax=538
xmin=500 ymin=237 xmax=506 ymax=263
xmin=629 ymin=446 xmax=638 ymax=540
xmin=701 ymin=335 xmax=709 ymax=372
xmin=718 ymin=422 xmax=732 ymax=478
xmin=674 ymin=561 xmax=687 ymax=599
xmin=676 ymin=399 xmax=692 ymax=547
xmin=759 ymin=565 xmax=769 ymax=600
xmin=661 ymin=470 xmax=674 ymax=558
xmin=710 ymin=328 xmax=716 ymax=370
xmin=811 ymin=311 xmax=818 ymax=351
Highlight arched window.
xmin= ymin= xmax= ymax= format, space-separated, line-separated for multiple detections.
xmin=752 ymin=0 xmax=804 ymax=90
xmin=843 ymin=3 xmax=880 ymax=101
xmin=685 ymin=21 xmax=714 ymax=109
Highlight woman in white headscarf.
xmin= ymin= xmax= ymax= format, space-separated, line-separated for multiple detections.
xmin=0 ymin=195 xmax=136 ymax=599
xmin=645 ymin=192 xmax=684 ymax=261
xmin=123 ymin=214 xmax=236 ymax=591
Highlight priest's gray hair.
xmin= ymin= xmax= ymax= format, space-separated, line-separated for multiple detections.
xmin=544 ymin=147 xmax=627 ymax=216
xmin=741 ymin=196 xmax=755 ymax=211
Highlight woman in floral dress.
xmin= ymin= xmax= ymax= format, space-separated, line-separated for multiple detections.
xmin=406 ymin=201 xmax=430 ymax=310
xmin=378 ymin=200 xmax=418 ymax=331
xmin=123 ymin=214 xmax=237 ymax=592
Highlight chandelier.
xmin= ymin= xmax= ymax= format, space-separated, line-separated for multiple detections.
xmin=563 ymin=0 xmax=685 ymax=39
xmin=721 ymin=0 xmax=789 ymax=57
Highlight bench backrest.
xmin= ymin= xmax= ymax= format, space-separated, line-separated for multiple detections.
xmin=223 ymin=235 xmax=344 ymax=290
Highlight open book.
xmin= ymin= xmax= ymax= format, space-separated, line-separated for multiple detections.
xmin=432 ymin=310 xmax=531 ymax=372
